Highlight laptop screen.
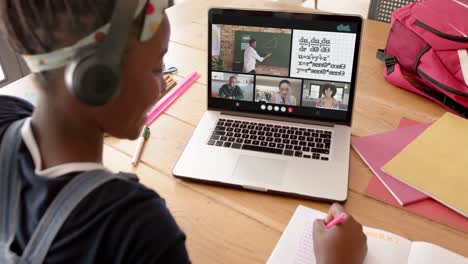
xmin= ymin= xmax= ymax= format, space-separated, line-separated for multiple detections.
xmin=208 ymin=9 xmax=362 ymax=124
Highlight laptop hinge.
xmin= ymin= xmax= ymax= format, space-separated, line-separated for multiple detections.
xmin=218 ymin=110 xmax=339 ymax=127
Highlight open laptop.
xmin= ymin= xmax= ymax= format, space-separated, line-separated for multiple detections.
xmin=173 ymin=8 xmax=362 ymax=202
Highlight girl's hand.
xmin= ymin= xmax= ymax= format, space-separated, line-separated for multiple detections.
xmin=313 ymin=203 xmax=368 ymax=264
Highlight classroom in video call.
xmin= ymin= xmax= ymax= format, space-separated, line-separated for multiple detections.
xmin=210 ymin=23 xmax=357 ymax=112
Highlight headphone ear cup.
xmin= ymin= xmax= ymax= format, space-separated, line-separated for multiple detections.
xmin=65 ymin=47 xmax=121 ymax=106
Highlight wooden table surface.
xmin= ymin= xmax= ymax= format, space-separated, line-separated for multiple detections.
xmin=2 ymin=0 xmax=467 ymax=262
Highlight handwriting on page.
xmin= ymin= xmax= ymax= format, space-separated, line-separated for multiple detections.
xmin=294 ymin=222 xmax=315 ymax=264
xmin=290 ymin=30 xmax=356 ymax=82
xmin=364 ymin=230 xmax=403 ymax=244
xmin=292 ymin=225 xmax=405 ymax=264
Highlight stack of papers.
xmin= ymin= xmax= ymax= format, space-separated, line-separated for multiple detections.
xmin=382 ymin=113 xmax=468 ymax=217
xmin=352 ymin=113 xmax=468 ymax=231
xmin=352 ymin=123 xmax=430 ymax=205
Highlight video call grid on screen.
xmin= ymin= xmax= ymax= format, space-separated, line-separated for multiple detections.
xmin=209 ymin=10 xmax=361 ymax=123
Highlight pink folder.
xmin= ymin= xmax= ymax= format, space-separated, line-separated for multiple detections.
xmin=352 ymin=123 xmax=431 ymax=205
xmin=366 ymin=176 xmax=468 ymax=232
xmin=398 ymin=117 xmax=421 ymax=128
xmin=364 ymin=118 xmax=468 ymax=232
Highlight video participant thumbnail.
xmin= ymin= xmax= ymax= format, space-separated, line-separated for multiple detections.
xmin=211 ymin=72 xmax=255 ymax=101
xmin=255 ymin=76 xmax=302 ymax=106
xmin=212 ymin=24 xmax=292 ymax=76
xmin=302 ymin=80 xmax=351 ymax=111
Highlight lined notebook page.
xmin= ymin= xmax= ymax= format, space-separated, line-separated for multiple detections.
xmin=408 ymin=242 xmax=467 ymax=264
xmin=293 ymin=219 xmax=314 ymax=264
xmin=267 ymin=206 xmax=322 ymax=264
xmin=268 ymin=206 xmax=412 ymax=264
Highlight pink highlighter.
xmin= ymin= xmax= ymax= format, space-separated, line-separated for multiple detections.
xmin=325 ymin=213 xmax=346 ymax=229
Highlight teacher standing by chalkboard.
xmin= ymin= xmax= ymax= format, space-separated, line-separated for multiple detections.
xmin=243 ymin=39 xmax=272 ymax=73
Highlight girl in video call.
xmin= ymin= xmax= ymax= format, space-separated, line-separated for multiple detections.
xmin=316 ymin=83 xmax=340 ymax=110
xmin=0 ymin=1 xmax=367 ymax=263
xmin=269 ymin=80 xmax=297 ymax=106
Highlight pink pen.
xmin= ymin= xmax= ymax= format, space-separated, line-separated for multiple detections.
xmin=325 ymin=213 xmax=346 ymax=229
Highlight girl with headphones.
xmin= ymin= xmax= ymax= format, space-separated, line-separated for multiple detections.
xmin=0 ymin=1 xmax=366 ymax=263
xmin=0 ymin=1 xmax=190 ymax=263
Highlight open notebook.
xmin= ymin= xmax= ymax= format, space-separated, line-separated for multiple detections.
xmin=267 ymin=206 xmax=467 ymax=264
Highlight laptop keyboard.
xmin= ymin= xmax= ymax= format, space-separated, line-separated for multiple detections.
xmin=207 ymin=118 xmax=333 ymax=161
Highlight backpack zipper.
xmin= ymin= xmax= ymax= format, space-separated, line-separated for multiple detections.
xmin=415 ymin=20 xmax=468 ymax=42
xmin=417 ymin=69 xmax=468 ymax=97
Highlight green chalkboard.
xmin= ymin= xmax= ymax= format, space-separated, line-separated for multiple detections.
xmin=234 ymin=31 xmax=291 ymax=69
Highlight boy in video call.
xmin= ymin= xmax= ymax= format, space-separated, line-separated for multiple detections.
xmin=316 ymin=83 xmax=340 ymax=109
xmin=218 ymin=76 xmax=244 ymax=100
xmin=243 ymin=38 xmax=272 ymax=74
xmin=269 ymin=80 xmax=298 ymax=106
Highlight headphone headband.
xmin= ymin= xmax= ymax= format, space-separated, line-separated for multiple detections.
xmin=22 ymin=0 xmax=167 ymax=73
xmin=99 ymin=0 xmax=139 ymax=67
xmin=20 ymin=0 xmax=167 ymax=106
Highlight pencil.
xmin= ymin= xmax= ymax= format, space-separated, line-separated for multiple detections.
xmin=166 ymin=79 xmax=175 ymax=87
xmin=164 ymin=74 xmax=172 ymax=81
xmin=166 ymin=81 xmax=177 ymax=91
xmin=166 ymin=77 xmax=175 ymax=85
xmin=157 ymin=80 xmax=178 ymax=100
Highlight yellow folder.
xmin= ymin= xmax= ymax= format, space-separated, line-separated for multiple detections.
xmin=382 ymin=113 xmax=468 ymax=218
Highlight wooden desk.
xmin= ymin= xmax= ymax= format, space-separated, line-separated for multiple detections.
xmin=2 ymin=0 xmax=467 ymax=262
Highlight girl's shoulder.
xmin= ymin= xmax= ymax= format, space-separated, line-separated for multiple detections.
xmin=0 ymin=95 xmax=34 ymax=141
xmin=316 ymin=97 xmax=325 ymax=105
xmin=333 ymin=99 xmax=340 ymax=107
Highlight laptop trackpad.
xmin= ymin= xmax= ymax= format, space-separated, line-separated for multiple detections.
xmin=232 ymin=156 xmax=286 ymax=186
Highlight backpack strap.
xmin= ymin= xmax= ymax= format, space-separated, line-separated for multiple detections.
xmin=384 ymin=63 xmax=468 ymax=118
xmin=0 ymin=119 xmax=26 ymax=263
xmin=0 ymin=119 xmax=138 ymax=264
xmin=19 ymin=170 xmax=122 ymax=264
xmin=376 ymin=49 xmax=397 ymax=75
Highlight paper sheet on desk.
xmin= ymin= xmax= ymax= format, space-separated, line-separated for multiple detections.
xmin=267 ymin=206 xmax=467 ymax=264
xmin=267 ymin=206 xmax=411 ymax=264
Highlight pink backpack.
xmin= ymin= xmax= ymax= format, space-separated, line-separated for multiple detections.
xmin=377 ymin=0 xmax=468 ymax=117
